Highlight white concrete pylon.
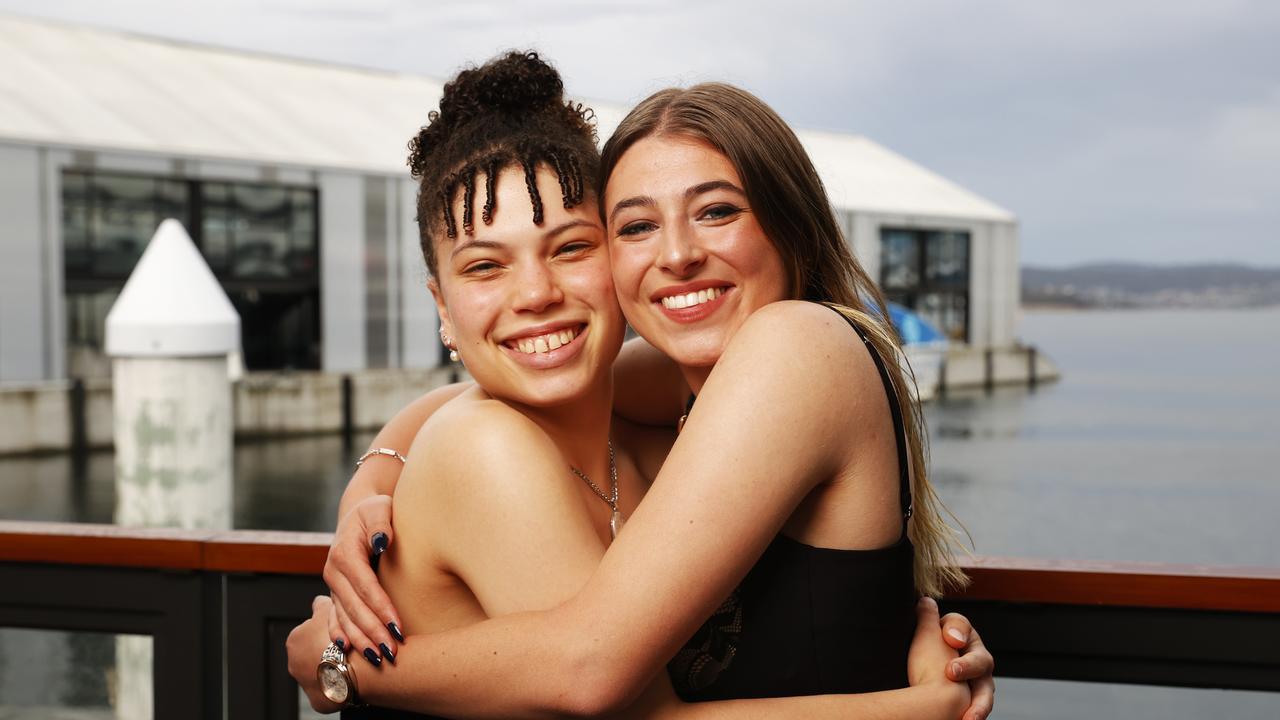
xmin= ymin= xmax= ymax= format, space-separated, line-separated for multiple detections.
xmin=104 ymin=219 xmax=238 ymax=720
xmin=105 ymin=218 xmax=240 ymax=357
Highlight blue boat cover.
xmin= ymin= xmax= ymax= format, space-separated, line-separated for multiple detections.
xmin=887 ymin=302 xmax=946 ymax=345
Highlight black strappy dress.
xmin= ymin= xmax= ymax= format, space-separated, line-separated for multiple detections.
xmin=345 ymin=304 xmax=916 ymax=716
xmin=668 ymin=302 xmax=917 ymax=700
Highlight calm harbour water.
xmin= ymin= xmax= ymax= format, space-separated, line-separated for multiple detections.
xmin=2 ymin=307 xmax=1278 ymax=717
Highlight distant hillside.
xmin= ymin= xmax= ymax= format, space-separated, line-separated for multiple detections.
xmin=1022 ymin=262 xmax=1280 ymax=308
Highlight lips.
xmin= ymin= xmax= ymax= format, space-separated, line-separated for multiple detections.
xmin=498 ymin=323 xmax=589 ymax=368
xmin=652 ymin=283 xmax=733 ymax=324
xmin=660 ymin=286 xmax=724 ymax=310
xmin=504 ymin=325 xmax=582 ymax=354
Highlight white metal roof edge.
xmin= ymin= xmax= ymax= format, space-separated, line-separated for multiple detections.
xmin=0 ymin=135 xmax=417 ymax=180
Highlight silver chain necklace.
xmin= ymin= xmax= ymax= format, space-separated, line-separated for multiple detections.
xmin=569 ymin=441 xmax=624 ymax=539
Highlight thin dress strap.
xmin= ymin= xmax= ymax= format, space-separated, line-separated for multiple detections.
xmin=818 ymin=302 xmax=914 ymax=525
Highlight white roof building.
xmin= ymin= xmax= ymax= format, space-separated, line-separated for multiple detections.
xmin=0 ymin=13 xmax=1018 ymax=383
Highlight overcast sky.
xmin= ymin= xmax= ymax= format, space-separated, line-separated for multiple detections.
xmin=3 ymin=0 xmax=1277 ymax=267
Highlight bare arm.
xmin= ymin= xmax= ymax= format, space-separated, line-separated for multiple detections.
xmin=356 ymin=302 xmax=944 ymax=715
xmin=324 ymin=382 xmax=469 ymax=656
xmin=336 ymin=382 xmax=471 ymax=520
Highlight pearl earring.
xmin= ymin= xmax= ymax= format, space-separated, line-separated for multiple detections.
xmin=440 ymin=329 xmax=460 ymax=363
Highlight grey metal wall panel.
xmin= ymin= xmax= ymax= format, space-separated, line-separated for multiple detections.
xmin=0 ymin=145 xmax=48 ymax=382
xmin=968 ymin=221 xmax=992 ymax=348
xmin=93 ymin=153 xmax=171 ymax=175
xmin=397 ymin=178 xmax=439 ymax=368
xmin=42 ymin=149 xmax=72 ymax=380
xmin=384 ymin=179 xmax=401 ymax=367
xmin=364 ymin=177 xmax=389 ymax=369
xmin=318 ymin=173 xmax=366 ymax=371
xmin=191 ymin=160 xmax=261 ymax=182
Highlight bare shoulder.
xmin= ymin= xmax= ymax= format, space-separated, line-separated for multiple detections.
xmin=735 ymin=300 xmax=854 ymax=344
xmin=721 ymin=300 xmax=883 ymax=403
xmin=392 ymin=393 xmax=568 ymax=531
xmin=412 ymin=392 xmax=562 ymax=488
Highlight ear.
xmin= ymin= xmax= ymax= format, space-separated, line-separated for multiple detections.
xmin=428 ymin=277 xmax=454 ymax=343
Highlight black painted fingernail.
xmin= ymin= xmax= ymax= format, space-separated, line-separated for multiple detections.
xmin=379 ymin=642 xmax=396 ymax=665
xmin=335 ymin=638 xmax=345 ymax=651
xmin=371 ymin=532 xmax=389 ymax=556
xmin=363 ymin=647 xmax=382 ymax=667
xmin=387 ymin=622 xmax=405 ymax=643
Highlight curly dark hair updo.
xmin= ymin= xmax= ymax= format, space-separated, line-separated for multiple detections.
xmin=408 ymin=51 xmax=599 ymax=276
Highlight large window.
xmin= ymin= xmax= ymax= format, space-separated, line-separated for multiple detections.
xmin=880 ymin=228 xmax=970 ymax=342
xmin=63 ymin=170 xmax=321 ymax=376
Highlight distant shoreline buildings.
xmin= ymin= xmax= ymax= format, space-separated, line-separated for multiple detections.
xmin=1022 ymin=263 xmax=1280 ymax=309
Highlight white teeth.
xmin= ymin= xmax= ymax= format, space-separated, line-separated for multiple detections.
xmin=509 ymin=326 xmax=579 ymax=354
xmin=661 ymin=287 xmax=724 ymax=310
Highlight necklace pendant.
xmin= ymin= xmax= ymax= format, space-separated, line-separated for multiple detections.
xmin=610 ymin=509 xmax=625 ymax=539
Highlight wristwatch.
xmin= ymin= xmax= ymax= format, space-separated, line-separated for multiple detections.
xmin=317 ymin=641 xmax=361 ymax=707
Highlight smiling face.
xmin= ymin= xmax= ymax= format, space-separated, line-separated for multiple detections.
xmin=431 ymin=164 xmax=623 ymax=408
xmin=605 ymin=135 xmax=789 ymax=372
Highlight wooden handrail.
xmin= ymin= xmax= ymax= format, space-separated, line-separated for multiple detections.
xmin=2 ymin=521 xmax=1278 ymax=613
xmin=0 ymin=521 xmax=329 ymax=576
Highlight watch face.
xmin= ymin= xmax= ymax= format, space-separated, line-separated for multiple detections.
xmin=319 ymin=664 xmax=349 ymax=704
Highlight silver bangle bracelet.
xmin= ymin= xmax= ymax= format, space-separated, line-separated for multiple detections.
xmin=355 ymin=447 xmax=407 ymax=468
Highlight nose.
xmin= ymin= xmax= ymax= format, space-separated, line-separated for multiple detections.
xmin=655 ymin=222 xmax=706 ymax=277
xmin=511 ymin=260 xmax=564 ymax=314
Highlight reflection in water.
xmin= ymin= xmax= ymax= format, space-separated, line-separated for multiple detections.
xmin=0 ymin=433 xmax=375 ymax=531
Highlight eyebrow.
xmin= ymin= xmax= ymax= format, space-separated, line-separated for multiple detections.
xmin=608 ymin=195 xmax=656 ymax=226
xmin=450 ymin=238 xmax=505 ymax=259
xmin=543 ymin=218 xmax=599 ymax=239
xmin=608 ymin=180 xmax=747 ymax=225
xmin=686 ymin=180 xmax=745 ymax=200
xmin=449 ymin=219 xmax=600 ymax=259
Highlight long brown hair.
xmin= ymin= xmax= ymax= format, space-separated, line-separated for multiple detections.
xmin=599 ymin=83 xmax=968 ymax=597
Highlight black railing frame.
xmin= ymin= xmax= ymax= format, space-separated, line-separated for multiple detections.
xmin=2 ymin=532 xmax=1278 ymax=719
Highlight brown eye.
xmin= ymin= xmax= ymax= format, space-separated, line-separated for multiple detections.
xmin=463 ymin=261 xmax=499 ymax=274
xmin=557 ymin=241 xmax=591 ymax=256
xmin=617 ymin=221 xmax=656 ymax=237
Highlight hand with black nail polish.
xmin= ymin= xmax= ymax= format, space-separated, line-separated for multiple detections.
xmin=369 ymin=531 xmax=389 ymax=572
